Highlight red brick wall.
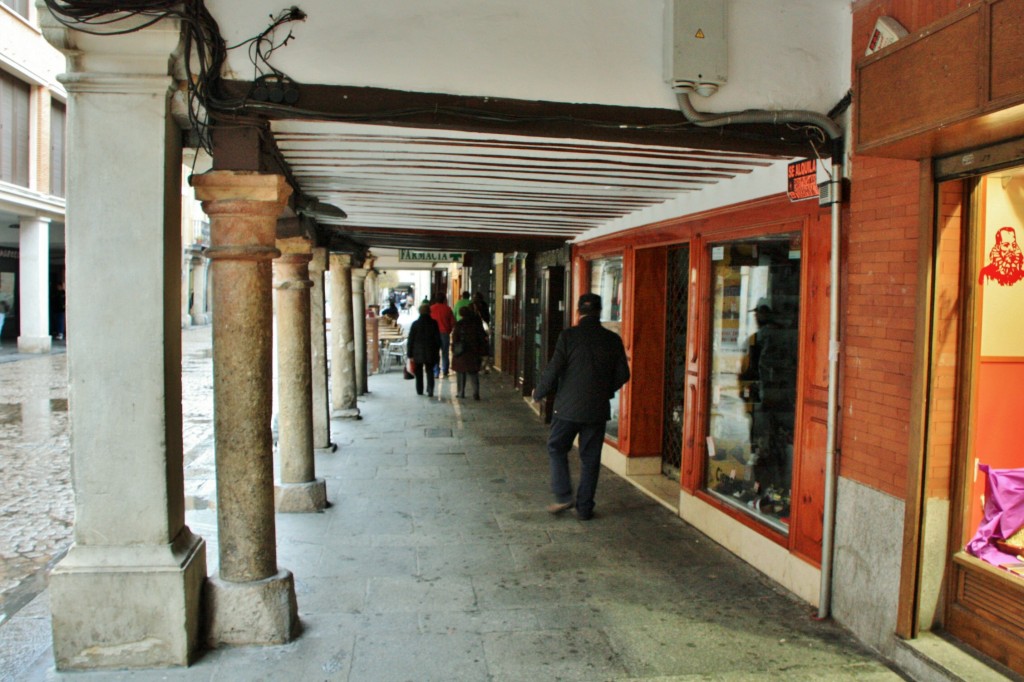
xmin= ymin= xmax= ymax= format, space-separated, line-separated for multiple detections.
xmin=841 ymin=156 xmax=921 ymax=497
xmin=842 ymin=1 xmax=971 ymax=497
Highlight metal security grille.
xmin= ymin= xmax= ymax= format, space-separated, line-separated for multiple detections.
xmin=661 ymin=246 xmax=689 ymax=479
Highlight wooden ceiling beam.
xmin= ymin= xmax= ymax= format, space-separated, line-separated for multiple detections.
xmin=220 ymin=81 xmax=822 ymax=158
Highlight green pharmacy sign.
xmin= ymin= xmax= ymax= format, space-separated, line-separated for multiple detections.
xmin=398 ymin=250 xmax=463 ymax=263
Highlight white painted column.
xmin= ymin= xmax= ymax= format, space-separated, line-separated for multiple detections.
xmin=352 ymin=267 xmax=368 ymax=395
xmin=329 ymin=253 xmax=359 ymax=417
xmin=180 ymin=251 xmax=193 ymax=328
xmin=41 ymin=16 xmax=207 ymax=670
xmin=17 ymin=217 xmax=51 ymax=353
xmin=190 ymin=255 xmax=209 ymax=325
xmin=309 ymin=248 xmax=334 ymax=451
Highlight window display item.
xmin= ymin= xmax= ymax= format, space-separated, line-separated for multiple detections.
xmin=966 ymin=464 xmax=1024 ymax=570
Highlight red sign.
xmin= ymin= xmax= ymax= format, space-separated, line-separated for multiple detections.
xmin=787 ymin=159 xmax=817 ymax=202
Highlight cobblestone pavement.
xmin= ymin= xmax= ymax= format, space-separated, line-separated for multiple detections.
xmin=0 ymin=349 xmax=72 ymax=627
xmin=0 ymin=328 xmax=216 ymax=627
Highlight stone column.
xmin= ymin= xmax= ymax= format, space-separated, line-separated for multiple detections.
xmin=352 ymin=267 xmax=368 ymax=395
xmin=41 ymin=15 xmax=207 ymax=670
xmin=192 ymin=171 xmax=297 ymax=646
xmin=273 ymin=237 xmax=327 ymax=512
xmin=329 ymin=253 xmax=359 ymax=417
xmin=17 ymin=217 xmax=52 ymax=353
xmin=365 ymin=268 xmax=379 ymax=309
xmin=309 ymin=248 xmax=335 ymax=452
xmin=181 ymin=250 xmax=193 ymax=328
xmin=190 ymin=255 xmax=210 ymax=325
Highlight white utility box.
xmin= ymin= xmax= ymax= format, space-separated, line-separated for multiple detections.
xmin=664 ymin=0 xmax=728 ymax=95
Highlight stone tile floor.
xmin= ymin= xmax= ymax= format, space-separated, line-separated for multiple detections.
xmin=0 ymin=327 xmax=906 ymax=680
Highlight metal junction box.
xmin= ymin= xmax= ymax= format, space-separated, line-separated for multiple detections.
xmin=664 ymin=0 xmax=728 ymax=94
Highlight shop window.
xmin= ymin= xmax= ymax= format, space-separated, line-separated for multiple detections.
xmin=962 ymin=168 xmax=1024 ymax=573
xmin=590 ymin=256 xmax=624 ymax=440
xmin=0 ymin=71 xmax=31 ymax=188
xmin=704 ymin=235 xmax=801 ymax=532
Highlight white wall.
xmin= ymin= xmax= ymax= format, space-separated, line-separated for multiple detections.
xmin=211 ymin=0 xmax=851 ymax=114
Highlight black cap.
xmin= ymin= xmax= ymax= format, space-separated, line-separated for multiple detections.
xmin=578 ymin=293 xmax=602 ymax=315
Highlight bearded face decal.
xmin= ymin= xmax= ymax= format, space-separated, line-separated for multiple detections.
xmin=979 ymin=226 xmax=1024 ymax=287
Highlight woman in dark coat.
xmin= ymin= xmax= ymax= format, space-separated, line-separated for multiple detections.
xmin=407 ymin=303 xmax=442 ymax=397
xmin=451 ymin=306 xmax=488 ymax=400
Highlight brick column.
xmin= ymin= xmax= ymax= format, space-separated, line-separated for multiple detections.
xmin=309 ymin=247 xmax=335 ymax=452
xmin=192 ymin=171 xmax=297 ymax=645
xmin=329 ymin=253 xmax=359 ymax=417
xmin=273 ymin=237 xmax=327 ymax=512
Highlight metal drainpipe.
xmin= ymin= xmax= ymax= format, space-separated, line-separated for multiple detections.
xmin=675 ymin=91 xmax=845 ymax=619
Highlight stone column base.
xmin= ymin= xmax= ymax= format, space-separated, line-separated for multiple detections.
xmin=50 ymin=531 xmax=206 ymax=670
xmin=17 ymin=336 xmax=52 ymax=353
xmin=315 ymin=442 xmax=338 ymax=454
xmin=331 ymin=407 xmax=361 ymax=419
xmin=204 ymin=570 xmax=297 ymax=647
xmin=275 ymin=478 xmax=328 ymax=513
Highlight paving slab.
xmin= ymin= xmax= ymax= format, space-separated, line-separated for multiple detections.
xmin=0 ymin=326 xmax=902 ymax=680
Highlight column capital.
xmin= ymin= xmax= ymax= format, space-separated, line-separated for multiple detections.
xmin=309 ymin=247 xmax=329 ymax=274
xmin=274 ymin=238 xmax=313 ymax=291
xmin=276 ymin=236 xmax=313 ymax=257
xmin=193 ymin=172 xmax=292 ymax=262
xmin=330 ymin=252 xmax=353 ymax=268
xmin=192 ymin=171 xmax=293 ymax=206
xmin=40 ymin=10 xmax=182 ymax=78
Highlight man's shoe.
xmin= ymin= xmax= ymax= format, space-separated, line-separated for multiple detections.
xmin=576 ymin=510 xmax=594 ymax=521
xmin=546 ymin=501 xmax=574 ymax=514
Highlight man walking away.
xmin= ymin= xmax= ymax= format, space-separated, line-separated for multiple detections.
xmin=533 ymin=293 xmax=630 ymax=520
xmin=408 ymin=303 xmax=442 ymax=397
xmin=430 ymin=294 xmax=456 ymax=378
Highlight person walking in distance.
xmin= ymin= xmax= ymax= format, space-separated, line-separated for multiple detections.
xmin=451 ymin=305 xmax=488 ymax=400
xmin=430 ymin=294 xmax=456 ymax=378
xmin=533 ymin=293 xmax=630 ymax=520
xmin=407 ymin=303 xmax=442 ymax=397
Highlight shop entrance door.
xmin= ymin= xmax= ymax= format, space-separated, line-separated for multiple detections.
xmin=935 ymin=164 xmax=1024 ymax=673
xmin=661 ymin=246 xmax=689 ymax=480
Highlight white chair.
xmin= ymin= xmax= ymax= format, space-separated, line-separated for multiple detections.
xmin=381 ymin=338 xmax=407 ymax=373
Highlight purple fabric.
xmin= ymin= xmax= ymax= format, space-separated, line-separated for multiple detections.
xmin=966 ymin=464 xmax=1024 ymax=566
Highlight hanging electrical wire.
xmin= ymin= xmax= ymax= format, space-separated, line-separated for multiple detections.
xmin=40 ymin=1 xmax=829 ymax=155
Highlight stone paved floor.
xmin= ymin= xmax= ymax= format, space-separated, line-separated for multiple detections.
xmin=0 ymin=327 xmax=905 ymax=681
xmin=0 ymin=345 xmax=72 ymax=627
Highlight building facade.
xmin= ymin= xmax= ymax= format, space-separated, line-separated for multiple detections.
xmin=0 ymin=0 xmax=66 ymax=349
xmin=28 ymin=0 xmax=1024 ymax=677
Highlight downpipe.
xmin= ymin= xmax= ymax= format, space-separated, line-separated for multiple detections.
xmin=675 ymin=91 xmax=845 ymax=619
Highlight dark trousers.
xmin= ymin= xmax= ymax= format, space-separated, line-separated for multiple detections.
xmin=413 ymin=361 xmax=437 ymax=396
xmin=547 ymin=417 xmax=606 ymax=516
xmin=456 ymin=371 xmax=479 ymax=398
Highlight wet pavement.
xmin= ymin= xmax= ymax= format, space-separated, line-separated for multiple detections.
xmin=0 ymin=342 xmax=72 ymax=628
xmin=0 ymin=326 xmax=903 ymax=680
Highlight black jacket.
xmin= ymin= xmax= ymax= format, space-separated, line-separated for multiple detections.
xmin=533 ymin=315 xmax=630 ymax=423
xmin=407 ymin=314 xmax=441 ymax=364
